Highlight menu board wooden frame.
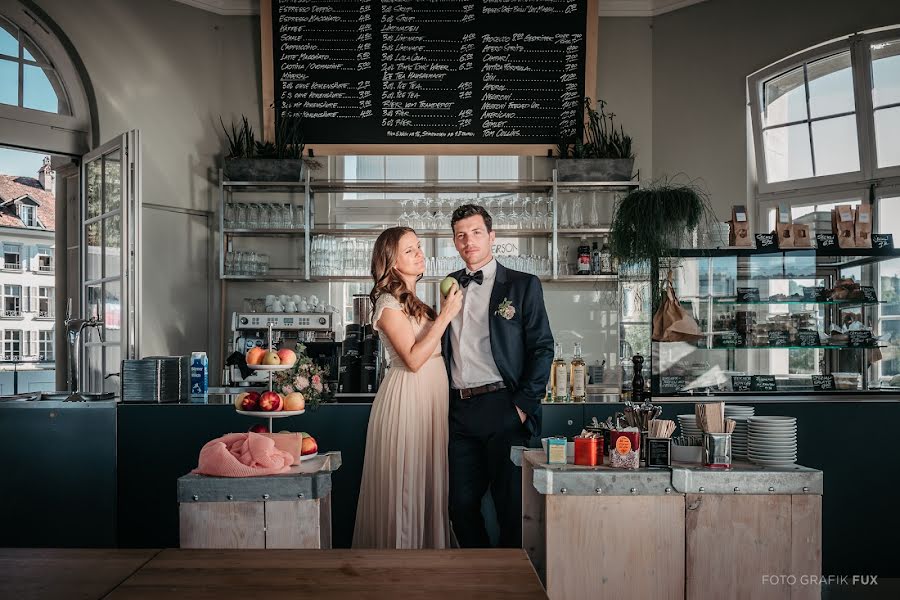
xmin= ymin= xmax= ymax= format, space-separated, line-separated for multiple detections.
xmin=261 ymin=0 xmax=598 ymax=155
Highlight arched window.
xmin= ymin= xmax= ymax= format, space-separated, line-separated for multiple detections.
xmin=0 ymin=16 xmax=70 ymax=115
xmin=0 ymin=0 xmax=93 ymax=155
xmin=749 ymin=27 xmax=900 ymax=194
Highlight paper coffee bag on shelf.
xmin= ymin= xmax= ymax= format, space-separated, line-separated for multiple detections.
xmin=792 ymin=223 xmax=813 ymax=247
xmin=833 ymin=205 xmax=856 ymax=248
xmin=775 ymin=204 xmax=794 ymax=248
xmin=855 ymin=204 xmax=872 ymax=248
xmin=729 ymin=205 xmax=751 ymax=247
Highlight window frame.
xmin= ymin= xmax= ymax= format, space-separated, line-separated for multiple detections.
xmin=38 ymin=329 xmax=52 ymax=361
xmin=2 ymin=242 xmax=21 ymax=270
xmin=19 ymin=202 xmax=35 ymax=226
xmin=3 ymin=328 xmax=20 ymax=359
xmin=862 ymin=28 xmax=900 ymax=181
xmin=3 ymin=283 xmax=21 ymax=317
xmin=749 ymin=37 xmax=871 ymax=195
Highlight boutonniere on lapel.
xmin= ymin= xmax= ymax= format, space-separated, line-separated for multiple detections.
xmin=495 ymin=298 xmax=516 ymax=320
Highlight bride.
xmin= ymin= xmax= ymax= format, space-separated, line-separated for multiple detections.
xmin=352 ymin=226 xmax=462 ymax=549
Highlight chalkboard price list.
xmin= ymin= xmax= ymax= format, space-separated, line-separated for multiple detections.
xmin=272 ymin=0 xmax=588 ymax=144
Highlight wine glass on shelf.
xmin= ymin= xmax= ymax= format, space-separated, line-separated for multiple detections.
xmin=558 ymin=196 xmax=570 ymax=229
xmin=399 ymin=198 xmax=410 ymax=227
xmin=522 ymin=196 xmax=533 ymax=230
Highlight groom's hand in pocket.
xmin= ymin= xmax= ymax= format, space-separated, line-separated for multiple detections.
xmin=515 ymin=405 xmax=526 ymax=424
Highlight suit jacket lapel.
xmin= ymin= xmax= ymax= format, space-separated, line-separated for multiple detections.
xmin=489 ymin=262 xmax=511 ymax=374
xmin=442 ymin=268 xmax=466 ymax=376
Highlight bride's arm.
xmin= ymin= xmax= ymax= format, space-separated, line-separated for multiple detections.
xmin=376 ymin=289 xmax=461 ymax=373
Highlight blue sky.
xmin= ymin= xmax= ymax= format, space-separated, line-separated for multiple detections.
xmin=0 ymin=146 xmax=48 ymax=179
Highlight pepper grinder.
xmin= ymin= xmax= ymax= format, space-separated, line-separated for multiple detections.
xmin=631 ymin=354 xmax=645 ymax=403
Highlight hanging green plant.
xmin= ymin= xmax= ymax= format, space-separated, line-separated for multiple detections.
xmin=609 ymin=177 xmax=715 ymax=265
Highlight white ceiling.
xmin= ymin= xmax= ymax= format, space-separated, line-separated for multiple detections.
xmin=172 ymin=0 xmax=710 ymax=18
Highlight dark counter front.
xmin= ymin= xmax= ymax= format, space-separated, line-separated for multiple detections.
xmin=5 ymin=397 xmax=896 ymax=579
xmin=0 ymin=400 xmax=117 ymax=547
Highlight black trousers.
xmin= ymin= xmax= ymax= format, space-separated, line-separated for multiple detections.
xmin=449 ymin=388 xmax=529 ymax=548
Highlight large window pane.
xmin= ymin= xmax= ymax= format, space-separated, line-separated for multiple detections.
xmin=0 ymin=58 xmax=17 ymax=105
xmin=85 ymin=222 xmax=101 ymax=281
xmin=763 ymin=124 xmax=813 ymax=182
xmin=0 ymin=20 xmax=16 ymax=59
xmin=23 ymin=65 xmax=62 ymax=113
xmin=103 ymin=150 xmax=122 ymax=212
xmin=385 ymin=156 xmax=424 ymax=180
xmin=103 ymin=280 xmax=121 ymax=343
xmin=86 ymin=160 xmax=101 ymax=219
xmin=807 ymin=52 xmax=854 ymax=118
xmin=811 ymin=115 xmax=860 ymax=175
xmin=480 ymin=155 xmax=519 ymax=179
xmin=764 ymin=66 xmax=807 ymax=126
xmin=104 ymin=216 xmax=121 ymax=278
xmin=871 ymin=38 xmax=900 ymax=108
xmin=874 ymin=106 xmax=900 ymax=168
xmin=438 ymin=156 xmax=477 ymax=179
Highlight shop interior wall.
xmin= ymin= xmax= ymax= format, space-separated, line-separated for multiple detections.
xmin=651 ymin=0 xmax=900 ymax=222
xmin=36 ymin=0 xmax=262 ymax=374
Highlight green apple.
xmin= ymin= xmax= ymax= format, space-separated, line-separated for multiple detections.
xmin=440 ymin=276 xmax=458 ymax=297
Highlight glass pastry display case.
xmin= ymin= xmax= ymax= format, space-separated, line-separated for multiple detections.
xmin=651 ymin=247 xmax=900 ymax=397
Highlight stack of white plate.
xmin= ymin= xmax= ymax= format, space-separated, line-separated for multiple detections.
xmin=724 ymin=405 xmax=754 ymax=458
xmin=748 ymin=416 xmax=797 ymax=466
xmin=677 ymin=414 xmax=702 ymax=438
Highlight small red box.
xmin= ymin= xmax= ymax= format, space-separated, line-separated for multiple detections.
xmin=574 ymin=436 xmax=603 ymax=466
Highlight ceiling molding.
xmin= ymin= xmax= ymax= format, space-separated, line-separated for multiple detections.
xmin=171 ymin=0 xmax=709 ymax=18
xmin=171 ymin=0 xmax=259 ymax=16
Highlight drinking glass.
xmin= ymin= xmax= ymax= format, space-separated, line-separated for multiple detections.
xmin=571 ymin=195 xmax=584 ymax=228
xmin=522 ymin=196 xmax=533 ymax=230
xmin=236 ymin=203 xmax=248 ymax=229
xmin=588 ymin=191 xmax=600 ymax=228
xmin=224 ymin=250 xmax=234 ymax=275
xmin=260 ymin=254 xmax=270 ymax=276
xmin=559 ymin=196 xmax=569 ymax=228
xmin=224 ymin=202 xmax=235 ymax=229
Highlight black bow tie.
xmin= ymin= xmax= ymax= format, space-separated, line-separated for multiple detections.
xmin=458 ymin=270 xmax=484 ymax=288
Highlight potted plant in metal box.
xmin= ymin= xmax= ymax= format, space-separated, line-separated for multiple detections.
xmin=608 ymin=177 xmax=715 ymax=266
xmin=219 ymin=114 xmax=307 ymax=181
xmin=556 ymin=97 xmax=635 ymax=181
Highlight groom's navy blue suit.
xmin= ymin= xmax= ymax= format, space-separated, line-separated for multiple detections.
xmin=442 ymin=261 xmax=554 ymax=548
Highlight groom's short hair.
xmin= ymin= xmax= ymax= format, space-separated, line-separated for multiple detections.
xmin=451 ymin=204 xmax=493 ymax=232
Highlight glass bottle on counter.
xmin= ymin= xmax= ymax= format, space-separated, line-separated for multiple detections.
xmin=576 ymin=237 xmax=591 ymax=275
xmin=590 ymin=241 xmax=601 ymax=275
xmin=570 ymin=342 xmax=586 ymax=402
xmin=600 ymin=238 xmax=613 ymax=273
xmin=550 ymin=342 xmax=569 ymax=403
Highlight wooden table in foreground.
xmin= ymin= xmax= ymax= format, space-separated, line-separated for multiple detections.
xmin=0 ymin=548 xmax=160 ymax=600
xmin=1 ymin=548 xmax=547 ymax=600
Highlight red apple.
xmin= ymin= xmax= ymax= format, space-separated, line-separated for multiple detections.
xmin=248 ymin=423 xmax=268 ymax=433
xmin=258 ymin=390 xmax=283 ymax=412
xmin=300 ymin=434 xmax=317 ymax=456
xmin=238 ymin=391 xmax=260 ymax=411
xmin=276 ymin=349 xmax=297 ymax=367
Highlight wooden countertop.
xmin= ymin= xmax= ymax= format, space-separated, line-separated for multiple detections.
xmin=1 ymin=548 xmax=547 ymax=599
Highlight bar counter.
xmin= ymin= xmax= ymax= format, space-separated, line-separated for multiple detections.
xmin=2 ymin=397 xmax=897 ymax=582
xmin=514 ymin=448 xmax=822 ymax=600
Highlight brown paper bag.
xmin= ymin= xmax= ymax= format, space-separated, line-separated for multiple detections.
xmin=729 ymin=205 xmax=751 ymax=247
xmin=792 ymin=223 xmax=813 ymax=247
xmin=855 ymin=205 xmax=872 ymax=248
xmin=775 ymin=224 xmax=794 ymax=248
xmin=652 ymin=282 xmax=704 ymax=342
xmin=834 ymin=205 xmax=855 ymax=248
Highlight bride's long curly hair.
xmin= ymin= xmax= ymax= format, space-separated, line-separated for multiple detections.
xmin=370 ymin=227 xmax=436 ymax=322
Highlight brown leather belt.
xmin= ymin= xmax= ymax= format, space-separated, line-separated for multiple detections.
xmin=457 ymin=381 xmax=506 ymax=399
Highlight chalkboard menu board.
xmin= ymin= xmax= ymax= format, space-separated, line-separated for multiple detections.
xmin=264 ymin=0 xmax=595 ymax=151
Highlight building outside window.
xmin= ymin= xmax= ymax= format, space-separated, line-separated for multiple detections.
xmin=3 ymin=329 xmax=21 ymax=360
xmin=20 ymin=203 xmax=35 ymax=226
xmin=37 ymin=247 xmax=53 ymax=272
xmin=3 ymin=243 xmax=20 ymax=269
xmin=3 ymin=284 xmax=21 ymax=317
xmin=36 ymin=286 xmax=53 ymax=317
xmin=38 ymin=329 xmax=52 ymax=361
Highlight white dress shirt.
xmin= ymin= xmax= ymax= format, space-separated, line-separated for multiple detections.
xmin=449 ymin=258 xmax=504 ymax=389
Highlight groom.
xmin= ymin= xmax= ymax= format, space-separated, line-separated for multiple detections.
xmin=442 ymin=204 xmax=554 ymax=548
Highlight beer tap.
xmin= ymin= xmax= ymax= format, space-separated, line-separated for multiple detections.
xmin=64 ymin=298 xmax=104 ymax=402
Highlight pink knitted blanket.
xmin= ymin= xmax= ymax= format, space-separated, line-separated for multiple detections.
xmin=192 ymin=432 xmax=294 ymax=477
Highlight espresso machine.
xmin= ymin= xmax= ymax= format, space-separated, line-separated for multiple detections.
xmin=230 ymin=312 xmax=339 ymax=385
